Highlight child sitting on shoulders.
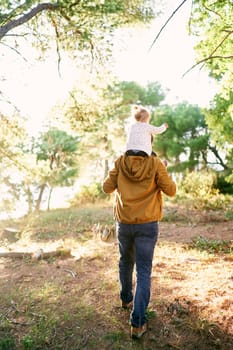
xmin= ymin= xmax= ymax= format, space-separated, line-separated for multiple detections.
xmin=126 ymin=105 xmax=168 ymax=157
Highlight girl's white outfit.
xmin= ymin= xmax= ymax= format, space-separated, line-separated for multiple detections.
xmin=126 ymin=122 xmax=167 ymax=156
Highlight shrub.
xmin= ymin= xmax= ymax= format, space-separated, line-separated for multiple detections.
xmin=0 ymin=336 xmax=15 ymax=350
xmin=216 ymin=172 xmax=233 ymax=194
xmin=69 ymin=182 xmax=108 ymax=205
xmin=189 ymin=236 xmax=232 ymax=254
xmin=177 ymin=170 xmax=230 ymax=210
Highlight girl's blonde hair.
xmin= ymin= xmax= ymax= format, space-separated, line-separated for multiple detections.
xmin=132 ymin=105 xmax=150 ymax=123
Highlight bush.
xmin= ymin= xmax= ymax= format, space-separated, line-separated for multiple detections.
xmin=189 ymin=236 xmax=232 ymax=254
xmin=0 ymin=336 xmax=15 ymax=350
xmin=69 ymin=182 xmax=108 ymax=205
xmin=177 ymin=170 xmax=230 ymax=210
xmin=216 ymin=172 xmax=233 ymax=194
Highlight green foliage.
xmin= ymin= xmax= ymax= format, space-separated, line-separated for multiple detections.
xmin=104 ymin=331 xmax=127 ymax=343
xmin=226 ymin=172 xmax=233 ymax=185
xmin=190 ymin=1 xmax=233 ymax=182
xmin=21 ymin=335 xmax=34 ymax=350
xmin=29 ymin=316 xmax=58 ymax=347
xmin=189 ymin=236 xmax=232 ymax=255
xmin=181 ymin=171 xmax=217 ymax=198
xmin=0 ymin=114 xmax=34 ymax=216
xmin=191 ymin=0 xmax=233 ymax=79
xmin=18 ymin=205 xmax=114 ymax=238
xmin=0 ymin=126 xmax=81 ymax=215
xmin=152 ymin=103 xmax=210 ymax=171
xmin=34 ymin=128 xmax=80 ymax=185
xmin=0 ymin=336 xmax=15 ymax=350
xmin=113 ymin=81 xmax=145 ymax=105
xmin=225 ymin=210 xmax=233 ymax=220
xmin=216 ymin=172 xmax=233 ymax=194
xmin=70 ymin=182 xmax=108 ymax=205
xmin=206 ymin=93 xmax=233 ymax=147
xmin=64 ymin=79 xmax=167 ymax=181
xmin=114 ymin=80 xmax=166 ymax=107
xmin=178 ymin=170 xmax=230 ymax=210
xmin=0 ymin=0 xmax=159 ymax=64
xmin=146 ymin=308 xmax=157 ymax=319
xmin=35 ymin=128 xmax=79 ymax=165
xmin=203 ymin=93 xmax=233 ymax=181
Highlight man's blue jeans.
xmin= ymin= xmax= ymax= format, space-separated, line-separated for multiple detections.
xmin=117 ymin=221 xmax=158 ymax=328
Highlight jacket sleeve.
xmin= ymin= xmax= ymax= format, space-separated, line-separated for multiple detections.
xmin=102 ymin=160 xmax=119 ymax=194
xmin=149 ymin=123 xmax=167 ymax=135
xmin=155 ymin=159 xmax=176 ymax=197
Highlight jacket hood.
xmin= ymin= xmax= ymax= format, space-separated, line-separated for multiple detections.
xmin=119 ymin=155 xmax=155 ymax=182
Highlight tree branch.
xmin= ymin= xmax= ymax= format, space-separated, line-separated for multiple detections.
xmin=208 ymin=144 xmax=229 ymax=170
xmin=187 ymin=0 xmax=194 ymax=35
xmin=148 ymin=0 xmax=189 ymax=52
xmin=182 ymin=54 xmax=233 ymax=77
xmin=0 ymin=41 xmax=28 ymax=61
xmin=0 ymin=2 xmax=59 ymax=40
xmin=0 ymin=147 xmax=33 ymax=173
xmin=184 ymin=19 xmax=233 ymax=77
xmin=203 ymin=3 xmax=223 ymax=19
xmin=148 ymin=0 xmax=233 ymax=78
xmin=206 ymin=31 xmax=233 ymax=59
xmin=50 ymin=15 xmax=62 ymax=77
xmin=0 ymin=95 xmax=21 ymax=114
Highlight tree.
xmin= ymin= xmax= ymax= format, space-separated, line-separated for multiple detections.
xmin=0 ymin=0 xmax=158 ymax=67
xmin=114 ymin=80 xmax=166 ymax=107
xmin=204 ymin=93 xmax=233 ymax=188
xmin=0 ymin=113 xmax=31 ymax=216
xmin=205 ymin=93 xmax=233 ymax=151
xmin=63 ymin=78 xmax=166 ymax=180
xmin=151 ymin=102 xmax=228 ymax=173
xmin=62 ymin=76 xmax=125 ymax=180
xmin=184 ymin=0 xmax=233 ymax=138
xmin=0 ymin=123 xmax=80 ymax=215
xmin=188 ymin=0 xmax=233 ymax=77
xmin=149 ymin=1 xmax=233 ymax=77
xmin=33 ymin=128 xmax=80 ymax=211
xmin=150 ymin=1 xmax=233 ymax=181
xmin=188 ymin=1 xmax=233 ymax=182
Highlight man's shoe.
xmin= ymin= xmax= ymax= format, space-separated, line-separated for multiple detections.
xmin=131 ymin=323 xmax=147 ymax=339
xmin=121 ymin=301 xmax=133 ymax=309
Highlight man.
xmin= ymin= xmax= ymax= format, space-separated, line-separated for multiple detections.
xmin=103 ymin=152 xmax=176 ymax=339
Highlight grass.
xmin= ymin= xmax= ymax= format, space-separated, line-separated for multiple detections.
xmin=189 ymin=235 xmax=233 ymax=254
xmin=0 ymin=337 xmax=15 ymax=350
xmin=16 ymin=204 xmax=114 ymax=242
xmin=0 ymin=204 xmax=232 ymax=349
xmin=225 ymin=210 xmax=233 ymax=220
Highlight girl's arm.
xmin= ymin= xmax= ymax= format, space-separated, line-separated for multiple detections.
xmin=149 ymin=123 xmax=168 ymax=135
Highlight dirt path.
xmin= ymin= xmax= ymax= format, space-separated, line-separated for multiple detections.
xmin=0 ymin=215 xmax=232 ymax=349
xmin=159 ymin=221 xmax=233 ymax=242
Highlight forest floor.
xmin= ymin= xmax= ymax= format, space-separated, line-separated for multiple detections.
xmin=0 ymin=203 xmax=232 ymax=350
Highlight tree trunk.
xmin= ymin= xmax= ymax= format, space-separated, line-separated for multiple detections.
xmin=35 ymin=183 xmax=47 ymax=212
xmin=25 ymin=185 xmax=33 ymax=214
xmin=0 ymin=248 xmax=71 ymax=260
xmin=47 ymin=187 xmax=53 ymax=211
xmin=208 ymin=145 xmax=229 ymax=170
xmin=0 ymin=3 xmax=58 ymax=40
xmin=201 ymin=150 xmax=208 ymax=170
xmin=104 ymin=159 xmax=109 ymax=179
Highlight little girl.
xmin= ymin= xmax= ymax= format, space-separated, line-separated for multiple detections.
xmin=126 ymin=105 xmax=168 ymax=156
